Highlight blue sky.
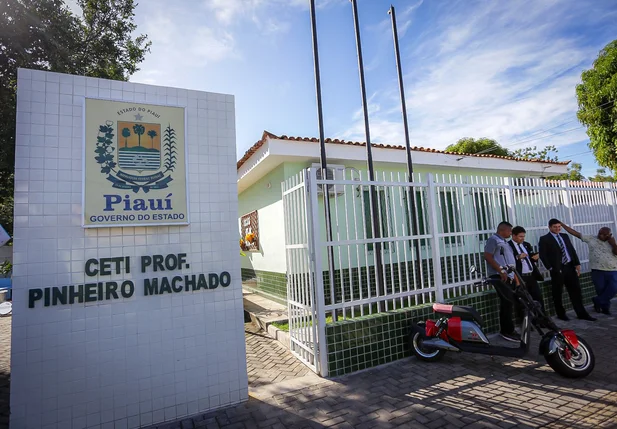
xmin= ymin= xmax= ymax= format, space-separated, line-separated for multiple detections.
xmin=73 ymin=0 xmax=617 ymax=177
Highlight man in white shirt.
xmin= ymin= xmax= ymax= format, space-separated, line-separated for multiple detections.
xmin=559 ymin=222 xmax=617 ymax=315
xmin=508 ymin=226 xmax=545 ymax=313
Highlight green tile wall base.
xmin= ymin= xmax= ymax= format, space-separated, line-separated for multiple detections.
xmin=241 ymin=268 xmax=287 ymax=305
xmin=325 ymin=272 xmax=596 ymax=377
xmin=242 ymin=268 xmax=287 ymax=305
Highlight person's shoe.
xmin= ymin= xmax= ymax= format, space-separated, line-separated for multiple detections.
xmin=579 ymin=315 xmax=597 ymax=321
xmin=500 ymin=331 xmax=520 ymax=343
xmin=592 ymin=297 xmax=602 ymax=313
xmin=557 ymin=315 xmax=570 ymax=321
xmin=601 ymin=309 xmax=612 ymax=316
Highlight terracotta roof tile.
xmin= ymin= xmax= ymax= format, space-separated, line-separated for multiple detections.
xmin=237 ymin=131 xmax=570 ymax=170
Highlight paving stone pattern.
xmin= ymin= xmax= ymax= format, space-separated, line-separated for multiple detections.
xmin=2 ymin=313 xmax=617 ymax=428
xmin=245 ymin=323 xmax=310 ymax=387
xmin=152 ymin=313 xmax=617 ymax=429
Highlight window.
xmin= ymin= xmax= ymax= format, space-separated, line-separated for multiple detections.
xmin=240 ymin=210 xmax=260 ymax=251
xmin=439 ymin=190 xmax=462 ymax=245
xmin=363 ymin=188 xmax=390 ymax=251
xmin=403 ymin=190 xmax=427 ymax=248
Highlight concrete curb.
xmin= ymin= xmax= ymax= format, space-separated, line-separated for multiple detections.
xmin=246 ymin=311 xmax=290 ymax=351
xmin=266 ymin=323 xmax=289 ymax=349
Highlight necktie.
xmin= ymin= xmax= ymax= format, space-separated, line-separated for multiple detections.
xmin=557 ymin=235 xmax=568 ymax=264
xmin=518 ymin=243 xmax=533 ymax=271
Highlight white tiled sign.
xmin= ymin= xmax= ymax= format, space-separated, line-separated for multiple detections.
xmin=11 ymin=69 xmax=247 ymax=429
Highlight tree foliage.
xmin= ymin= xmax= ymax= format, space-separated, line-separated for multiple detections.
xmin=576 ymin=39 xmax=617 ymax=171
xmin=446 ymin=137 xmax=563 ymax=163
xmin=589 ymin=168 xmax=617 ymax=182
xmin=0 ymin=0 xmax=151 ymax=236
xmin=511 ymin=145 xmax=559 ymax=162
xmin=549 ymin=162 xmax=584 ymax=181
xmin=445 ymin=138 xmax=510 ymax=157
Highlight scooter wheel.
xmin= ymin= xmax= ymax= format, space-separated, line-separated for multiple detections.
xmin=544 ymin=336 xmax=595 ymax=378
xmin=410 ymin=325 xmax=446 ymax=362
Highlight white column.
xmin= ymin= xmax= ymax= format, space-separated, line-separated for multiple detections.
xmin=426 ymin=173 xmax=444 ymax=302
xmin=308 ymin=167 xmax=328 ymax=377
xmin=605 ymin=183 xmax=617 ymax=231
xmin=503 ymin=177 xmax=517 ymax=226
xmin=561 ymin=180 xmax=575 ymax=226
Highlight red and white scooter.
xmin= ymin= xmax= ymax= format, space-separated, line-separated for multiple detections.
xmin=410 ymin=265 xmax=595 ymax=378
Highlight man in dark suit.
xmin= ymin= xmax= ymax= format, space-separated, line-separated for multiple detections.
xmin=508 ymin=226 xmax=545 ymax=312
xmin=538 ymin=219 xmax=596 ymax=321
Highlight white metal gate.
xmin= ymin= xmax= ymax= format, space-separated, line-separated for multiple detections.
xmin=282 ymin=170 xmax=327 ymax=376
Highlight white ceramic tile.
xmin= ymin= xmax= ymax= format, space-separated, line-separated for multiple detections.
xmin=12 ymin=68 xmax=247 ymax=429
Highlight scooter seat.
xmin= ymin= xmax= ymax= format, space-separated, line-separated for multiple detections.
xmin=432 ymin=303 xmax=484 ymax=326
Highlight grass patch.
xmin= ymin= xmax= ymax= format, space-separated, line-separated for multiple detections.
xmin=271 ymin=321 xmax=289 ymax=331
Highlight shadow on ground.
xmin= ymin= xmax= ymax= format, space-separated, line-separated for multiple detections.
xmin=154 ymin=397 xmax=329 ymax=429
xmin=0 ymin=371 xmax=8 ymax=429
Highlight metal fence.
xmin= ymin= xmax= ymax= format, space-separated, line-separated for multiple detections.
xmin=282 ymin=171 xmax=323 ymax=374
xmin=299 ymin=168 xmax=617 ymax=322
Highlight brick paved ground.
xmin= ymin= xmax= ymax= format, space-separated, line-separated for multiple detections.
xmin=0 ymin=317 xmax=10 ymax=429
xmin=2 ymin=313 xmax=617 ymax=429
xmin=153 ymin=313 xmax=617 ymax=429
xmin=245 ymin=322 xmax=310 ymax=387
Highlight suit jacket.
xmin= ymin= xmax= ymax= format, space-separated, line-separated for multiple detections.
xmin=539 ymin=232 xmax=581 ymax=272
xmin=508 ymin=240 xmax=544 ymax=281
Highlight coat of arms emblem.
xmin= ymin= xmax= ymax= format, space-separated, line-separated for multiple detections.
xmin=94 ymin=113 xmax=177 ymax=193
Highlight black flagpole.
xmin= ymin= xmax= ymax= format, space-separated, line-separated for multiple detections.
xmin=309 ymin=0 xmax=338 ymax=321
xmin=388 ymin=5 xmax=422 ymax=275
xmin=350 ymin=0 xmax=386 ymax=308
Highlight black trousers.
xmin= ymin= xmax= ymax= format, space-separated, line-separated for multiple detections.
xmin=521 ymin=275 xmax=545 ymax=312
xmin=550 ymin=264 xmax=590 ymax=318
xmin=490 ymin=275 xmax=515 ymax=335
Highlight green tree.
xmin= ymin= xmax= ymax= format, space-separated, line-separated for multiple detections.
xmin=122 ymin=127 xmax=131 ymax=147
xmin=549 ymin=162 xmax=584 ymax=181
xmin=133 ymin=124 xmax=145 ymax=147
xmin=576 ymin=39 xmax=617 ymax=170
xmin=589 ymin=168 xmax=617 ymax=182
xmin=445 ymin=137 xmax=510 ymax=157
xmin=511 ymin=145 xmax=559 ymax=162
xmin=147 ymin=129 xmax=158 ymax=149
xmin=0 ymin=0 xmax=151 ymax=237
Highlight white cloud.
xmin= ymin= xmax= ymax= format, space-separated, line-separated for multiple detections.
xmin=370 ymin=0 xmax=423 ymax=39
xmin=191 ymin=28 xmax=237 ymax=64
xmin=336 ymin=0 xmax=610 ymax=163
xmin=132 ymin=0 xmax=345 ymax=86
xmin=129 ymin=3 xmax=242 ymax=87
xmin=203 ymin=0 xmax=345 ymax=27
xmin=204 ymin=0 xmax=261 ymax=26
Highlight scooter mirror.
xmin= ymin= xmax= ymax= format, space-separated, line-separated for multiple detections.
xmin=469 ymin=265 xmax=476 ymax=274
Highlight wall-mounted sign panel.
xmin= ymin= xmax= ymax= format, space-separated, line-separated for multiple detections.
xmin=83 ymin=98 xmax=188 ymax=227
xmin=12 ymin=69 xmax=246 ymax=429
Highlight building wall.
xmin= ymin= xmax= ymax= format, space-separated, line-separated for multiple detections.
xmin=11 ymin=69 xmax=247 ymax=429
xmin=238 ymin=165 xmax=286 ymax=300
xmin=237 ymin=160 xmax=540 ymax=302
